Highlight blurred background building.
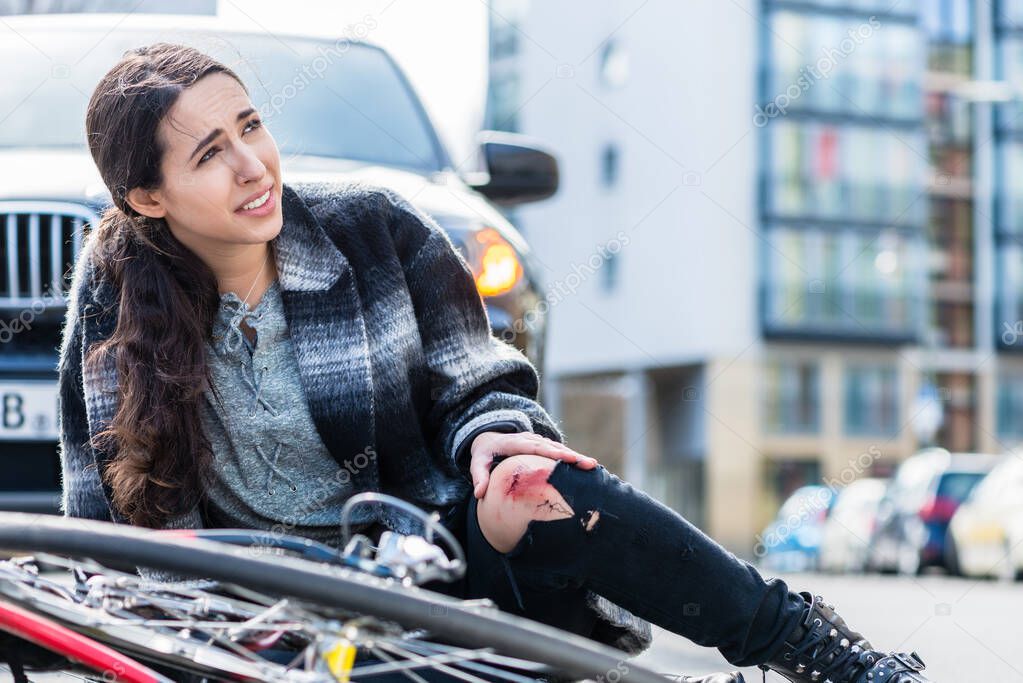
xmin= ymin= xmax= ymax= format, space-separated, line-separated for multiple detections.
xmin=486 ymin=0 xmax=1023 ymax=553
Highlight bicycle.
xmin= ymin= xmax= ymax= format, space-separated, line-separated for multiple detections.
xmin=0 ymin=493 xmax=742 ymax=683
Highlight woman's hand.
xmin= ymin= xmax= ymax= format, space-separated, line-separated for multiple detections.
xmin=468 ymin=431 xmax=599 ymax=499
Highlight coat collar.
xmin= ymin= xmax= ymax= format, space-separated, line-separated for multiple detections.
xmin=272 ymin=182 xmax=348 ymax=293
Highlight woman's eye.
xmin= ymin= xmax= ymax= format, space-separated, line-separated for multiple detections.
xmin=197 ymin=119 xmax=263 ymax=165
xmin=199 ymin=147 xmax=219 ymax=164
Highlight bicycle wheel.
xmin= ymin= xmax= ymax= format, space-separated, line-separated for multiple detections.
xmin=0 ymin=512 xmax=668 ymax=683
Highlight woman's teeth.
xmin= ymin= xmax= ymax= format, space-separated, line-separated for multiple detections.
xmin=241 ymin=189 xmax=271 ymax=211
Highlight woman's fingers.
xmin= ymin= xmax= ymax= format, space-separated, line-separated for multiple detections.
xmin=468 ymin=432 xmax=601 ymax=500
xmin=502 ymin=432 xmax=577 ymax=456
xmin=493 ymin=433 xmax=599 ymax=468
xmin=469 ymin=453 xmax=494 ymax=499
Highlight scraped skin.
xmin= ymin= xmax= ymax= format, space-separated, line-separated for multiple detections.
xmin=476 ymin=454 xmax=576 ymax=553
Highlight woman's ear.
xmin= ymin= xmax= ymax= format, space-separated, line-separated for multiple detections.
xmin=125 ymin=186 xmax=167 ymax=220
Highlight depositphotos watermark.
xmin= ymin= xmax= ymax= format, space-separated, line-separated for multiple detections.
xmin=0 ymin=283 xmax=67 ymax=344
xmin=753 ymin=445 xmax=882 ymax=557
xmin=1002 ymin=320 xmax=1023 ymax=346
xmin=593 ymin=660 xmax=630 ymax=683
xmin=754 ymin=16 xmax=882 ymax=127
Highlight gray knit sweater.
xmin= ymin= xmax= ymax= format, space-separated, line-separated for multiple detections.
xmin=200 ymin=276 xmax=377 ymax=546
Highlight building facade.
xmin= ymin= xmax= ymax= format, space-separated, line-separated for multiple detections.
xmin=492 ymin=0 xmax=1020 ymax=554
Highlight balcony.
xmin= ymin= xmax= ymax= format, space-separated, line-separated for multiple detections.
xmin=763 ymin=121 xmax=928 ymax=229
xmin=764 ymin=0 xmax=920 ymax=24
xmin=761 ymin=281 xmax=923 ymax=343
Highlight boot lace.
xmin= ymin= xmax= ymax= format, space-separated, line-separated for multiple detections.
xmin=762 ymin=621 xmax=875 ymax=683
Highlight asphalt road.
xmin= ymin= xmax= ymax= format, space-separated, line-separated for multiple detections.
xmin=632 ymin=570 xmax=1023 ymax=682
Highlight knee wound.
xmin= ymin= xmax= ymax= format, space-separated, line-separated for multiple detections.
xmin=501 ymin=461 xmax=611 ymax=566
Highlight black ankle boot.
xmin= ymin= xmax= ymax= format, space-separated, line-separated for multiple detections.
xmin=759 ymin=592 xmax=931 ymax=682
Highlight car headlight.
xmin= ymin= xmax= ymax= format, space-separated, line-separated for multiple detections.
xmin=465 ymin=227 xmax=523 ymax=298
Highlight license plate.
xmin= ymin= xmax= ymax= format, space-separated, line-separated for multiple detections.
xmin=0 ymin=381 xmax=59 ymax=441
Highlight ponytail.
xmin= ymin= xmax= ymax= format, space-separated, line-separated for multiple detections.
xmin=85 ymin=206 xmax=221 ymax=527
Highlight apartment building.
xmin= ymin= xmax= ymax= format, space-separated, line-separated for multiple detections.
xmin=488 ymin=0 xmax=1017 ymax=554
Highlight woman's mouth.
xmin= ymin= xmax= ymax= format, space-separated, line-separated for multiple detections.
xmin=235 ymin=186 xmax=276 ymax=217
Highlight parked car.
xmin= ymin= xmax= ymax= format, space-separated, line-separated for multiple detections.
xmin=947 ymin=455 xmax=1023 ymax=580
xmin=867 ymin=448 xmax=998 ymax=575
xmin=0 ymin=14 xmax=560 ymax=513
xmin=819 ymin=477 xmax=888 ymax=573
xmin=758 ymin=485 xmax=835 ymax=573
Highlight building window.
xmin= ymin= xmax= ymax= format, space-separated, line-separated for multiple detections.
xmin=922 ymin=0 xmax=972 ymax=45
xmin=997 ymin=373 xmax=1023 ymax=440
xmin=763 ymin=360 xmax=820 ymax=434
xmin=1000 ymin=0 xmax=1023 ymax=27
xmin=601 ymin=251 xmax=619 ymax=292
xmin=996 ymin=142 xmax=1023 ymax=239
xmin=996 ymin=243 xmax=1023 ymax=348
xmin=767 ymin=120 xmax=926 ymax=224
xmin=485 ymin=70 xmax=520 ymax=132
xmin=600 ymin=143 xmax=619 ymax=187
xmin=597 ymin=39 xmax=629 ymax=88
xmin=762 ymin=225 xmax=924 ymax=339
xmin=763 ymin=458 xmax=824 ymax=518
xmin=843 ymin=364 xmax=899 ymax=436
xmin=489 ymin=21 xmax=519 ymax=60
xmin=765 ymin=11 xmax=923 ymax=121
xmin=488 ymin=0 xmax=529 ymax=60
xmin=995 ymin=4 xmax=1023 ymax=351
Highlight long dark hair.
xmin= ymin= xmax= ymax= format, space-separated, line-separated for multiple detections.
xmin=83 ymin=42 xmax=250 ymax=528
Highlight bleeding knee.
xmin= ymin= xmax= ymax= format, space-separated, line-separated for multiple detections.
xmin=485 ymin=455 xmax=574 ymax=514
xmin=477 ymin=455 xmax=576 ymax=553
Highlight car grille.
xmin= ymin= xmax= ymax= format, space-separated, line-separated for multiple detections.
xmin=0 ymin=201 xmax=96 ymax=308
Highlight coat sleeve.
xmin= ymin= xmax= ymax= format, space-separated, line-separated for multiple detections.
xmin=56 ymin=245 xmax=115 ymax=523
xmin=380 ymin=187 xmax=565 ymax=480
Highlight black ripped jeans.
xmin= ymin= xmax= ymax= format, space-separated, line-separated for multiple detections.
xmin=422 ymin=457 xmax=806 ymax=668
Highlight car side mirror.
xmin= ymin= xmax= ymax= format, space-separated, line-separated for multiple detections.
xmin=462 ymin=130 xmax=559 ymax=207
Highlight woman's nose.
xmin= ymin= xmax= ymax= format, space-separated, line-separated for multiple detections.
xmin=234 ymin=147 xmax=266 ymax=181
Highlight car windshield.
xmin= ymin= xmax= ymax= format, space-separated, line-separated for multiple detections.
xmin=0 ymin=28 xmax=446 ymax=172
xmin=936 ymin=471 xmax=985 ymax=502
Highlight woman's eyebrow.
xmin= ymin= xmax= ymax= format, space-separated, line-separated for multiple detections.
xmin=188 ymin=107 xmax=257 ymax=161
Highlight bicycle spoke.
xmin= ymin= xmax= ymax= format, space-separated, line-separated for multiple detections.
xmin=370 ymin=639 xmax=498 ymax=683
xmin=368 ymin=642 xmax=432 ymax=683
xmin=400 ymin=640 xmax=552 ymax=683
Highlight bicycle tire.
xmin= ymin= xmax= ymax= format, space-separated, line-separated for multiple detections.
xmin=0 ymin=513 xmax=665 ymax=683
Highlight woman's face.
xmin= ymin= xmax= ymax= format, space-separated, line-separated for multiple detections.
xmin=128 ymin=71 xmax=283 ymax=256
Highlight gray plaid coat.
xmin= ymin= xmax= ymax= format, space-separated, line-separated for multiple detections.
xmin=57 ymin=180 xmax=652 ymax=655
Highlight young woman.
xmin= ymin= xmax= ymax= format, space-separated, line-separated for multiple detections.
xmin=58 ymin=42 xmax=932 ymax=683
